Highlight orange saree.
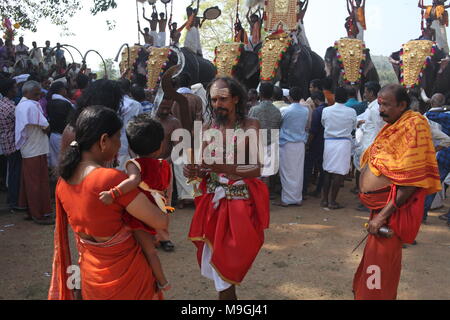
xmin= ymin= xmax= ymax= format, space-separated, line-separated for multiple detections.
xmin=48 ymin=168 xmax=163 ymax=300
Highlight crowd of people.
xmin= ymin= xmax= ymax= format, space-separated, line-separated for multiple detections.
xmin=1 ymin=55 xmax=450 ymax=299
xmin=1 ymin=0 xmax=450 ymax=302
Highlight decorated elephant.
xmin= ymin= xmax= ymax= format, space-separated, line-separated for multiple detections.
xmin=214 ymin=42 xmax=260 ymax=90
xmin=259 ymin=32 xmax=325 ymax=99
xmin=325 ymin=38 xmax=379 ymax=96
xmin=214 ymin=32 xmax=326 ymax=98
xmin=389 ymin=40 xmax=447 ymax=103
xmin=120 ymin=45 xmax=216 ymax=91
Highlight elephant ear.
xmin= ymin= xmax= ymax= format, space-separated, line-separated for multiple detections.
xmin=161 ymin=65 xmax=188 ymax=108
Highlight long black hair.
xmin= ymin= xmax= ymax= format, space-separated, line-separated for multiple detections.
xmin=59 ymin=106 xmax=123 ymax=181
xmin=69 ymin=79 xmax=123 ymax=127
xmin=205 ymin=77 xmax=248 ymax=125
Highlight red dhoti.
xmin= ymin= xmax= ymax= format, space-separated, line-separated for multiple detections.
xmin=19 ymin=155 xmax=52 ymax=220
xmin=353 ymin=186 xmax=426 ymax=300
xmin=189 ymin=175 xmax=270 ymax=287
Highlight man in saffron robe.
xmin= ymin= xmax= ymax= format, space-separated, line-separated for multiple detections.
xmin=347 ymin=0 xmax=366 ymax=41
xmin=353 ymin=84 xmax=441 ymax=300
xmin=419 ymin=0 xmax=450 ymax=54
xmin=184 ymin=77 xmax=270 ymax=300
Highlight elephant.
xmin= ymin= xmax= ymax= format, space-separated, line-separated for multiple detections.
xmin=128 ymin=46 xmax=217 ymax=90
xmin=214 ymin=42 xmax=261 ymax=90
xmin=389 ymin=42 xmax=447 ymax=103
xmin=325 ymin=44 xmax=379 ymax=97
xmin=277 ymin=43 xmax=326 ymax=100
xmin=214 ymin=39 xmax=325 ymax=98
xmin=232 ymin=49 xmax=261 ymax=90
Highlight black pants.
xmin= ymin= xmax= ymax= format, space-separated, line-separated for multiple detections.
xmin=304 ymin=150 xmax=324 ymax=195
xmin=6 ymin=151 xmax=22 ymax=208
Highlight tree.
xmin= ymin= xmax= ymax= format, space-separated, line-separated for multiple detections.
xmin=371 ymin=55 xmax=399 ymax=86
xmin=190 ymin=0 xmax=254 ymax=59
xmin=97 ymin=58 xmax=119 ymax=80
xmin=0 ymin=0 xmax=117 ymax=32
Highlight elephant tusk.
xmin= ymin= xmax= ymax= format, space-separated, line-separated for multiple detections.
xmin=420 ymin=88 xmax=431 ymax=103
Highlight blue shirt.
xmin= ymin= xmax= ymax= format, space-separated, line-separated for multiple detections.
xmin=345 ymin=98 xmax=367 ymax=116
xmin=280 ymin=103 xmax=310 ymax=146
xmin=426 ymin=110 xmax=450 ymax=175
xmin=141 ymin=101 xmax=153 ymax=113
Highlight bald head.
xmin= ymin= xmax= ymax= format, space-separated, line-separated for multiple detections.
xmin=431 ymin=93 xmax=445 ymax=108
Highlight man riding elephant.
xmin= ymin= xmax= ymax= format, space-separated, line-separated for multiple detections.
xmin=418 ymin=0 xmax=450 ymax=55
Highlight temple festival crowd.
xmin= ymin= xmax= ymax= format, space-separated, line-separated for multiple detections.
xmin=1 ymin=1 xmax=450 ymax=302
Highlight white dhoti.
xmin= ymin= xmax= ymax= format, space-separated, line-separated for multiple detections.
xmin=150 ymin=31 xmax=159 ymax=47
xmin=173 ymin=162 xmax=194 ymax=200
xmin=298 ymin=22 xmax=310 ymax=48
xmin=280 ymin=142 xmax=305 ymax=205
xmin=323 ymin=138 xmax=352 ymax=175
xmin=158 ymin=32 xmax=166 ymax=47
xmin=356 ymin=22 xmax=364 ymax=41
xmin=431 ymin=187 xmax=445 ymax=209
xmin=49 ymin=133 xmax=62 ymax=168
xmin=201 ymin=245 xmax=232 ymax=292
xmin=432 ymin=20 xmax=449 ymax=55
xmin=261 ymin=143 xmax=279 ymax=177
xmin=185 ymin=27 xmax=201 ymax=54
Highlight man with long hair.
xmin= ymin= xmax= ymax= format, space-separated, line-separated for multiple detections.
xmin=184 ymin=77 xmax=270 ymax=300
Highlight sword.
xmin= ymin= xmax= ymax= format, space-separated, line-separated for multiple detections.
xmin=351 ymin=223 xmax=369 ymax=254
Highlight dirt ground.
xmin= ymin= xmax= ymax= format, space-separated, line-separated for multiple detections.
xmin=1 ymin=181 xmax=449 ymax=300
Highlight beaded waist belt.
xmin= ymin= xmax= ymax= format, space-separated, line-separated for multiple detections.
xmin=206 ymin=177 xmax=250 ymax=200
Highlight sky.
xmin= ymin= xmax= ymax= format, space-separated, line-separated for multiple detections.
xmin=16 ymin=0 xmax=430 ymax=72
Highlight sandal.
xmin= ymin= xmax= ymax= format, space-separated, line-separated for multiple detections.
xmin=159 ymin=241 xmax=175 ymax=252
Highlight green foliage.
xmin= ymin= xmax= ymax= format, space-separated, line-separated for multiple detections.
xmin=372 ymin=55 xmax=399 ymax=86
xmin=0 ymin=0 xmax=118 ymax=33
xmin=91 ymin=0 xmax=118 ymax=15
xmin=97 ymin=58 xmax=119 ymax=80
xmin=196 ymin=0 xmax=252 ymax=59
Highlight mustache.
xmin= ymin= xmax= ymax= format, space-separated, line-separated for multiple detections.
xmin=215 ymin=107 xmax=229 ymax=113
xmin=379 ymin=112 xmax=389 ymax=118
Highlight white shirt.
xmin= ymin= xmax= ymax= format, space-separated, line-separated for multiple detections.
xmin=321 ymin=103 xmax=357 ymax=139
xmin=31 ymin=48 xmax=43 ymax=63
xmin=119 ymin=95 xmax=143 ymax=157
xmin=358 ymin=100 xmax=385 ymax=151
xmin=15 ymin=97 xmax=49 ymax=158
xmin=15 ymin=44 xmax=29 ymax=56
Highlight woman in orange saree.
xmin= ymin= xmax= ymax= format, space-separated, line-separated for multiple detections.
xmin=48 ymin=106 xmax=169 ymax=300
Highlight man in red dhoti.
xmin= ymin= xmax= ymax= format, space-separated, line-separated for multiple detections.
xmin=184 ymin=77 xmax=270 ymax=300
xmin=353 ymin=84 xmax=441 ymax=300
